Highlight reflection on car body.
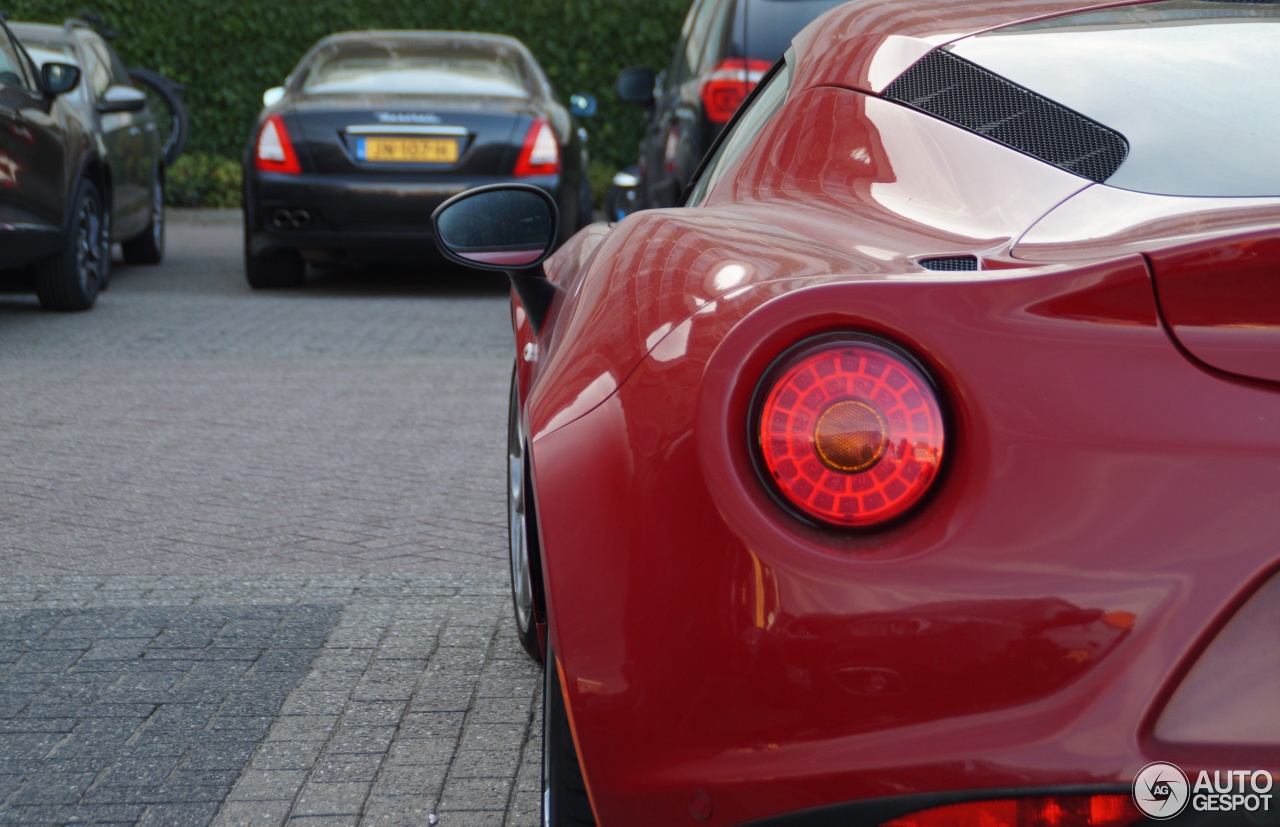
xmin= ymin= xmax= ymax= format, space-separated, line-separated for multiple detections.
xmin=434 ymin=1 xmax=1280 ymax=825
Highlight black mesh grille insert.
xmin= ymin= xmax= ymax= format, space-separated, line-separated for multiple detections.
xmin=919 ymin=255 xmax=978 ymax=272
xmin=883 ymin=50 xmax=1128 ymax=183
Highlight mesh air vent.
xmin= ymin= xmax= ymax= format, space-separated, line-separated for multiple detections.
xmin=883 ymin=50 xmax=1128 ymax=183
xmin=919 ymin=256 xmax=978 ymax=272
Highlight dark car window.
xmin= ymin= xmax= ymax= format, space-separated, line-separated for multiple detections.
xmin=731 ymin=0 xmax=847 ymax=61
xmin=76 ymin=36 xmax=111 ymax=99
xmin=686 ymin=57 xmax=792 ymax=206
xmin=947 ymin=1 xmax=1280 ymax=196
xmin=301 ymin=39 xmax=532 ymax=98
xmin=670 ymin=0 xmax=718 ymax=88
xmin=0 ymin=25 xmax=37 ymax=92
xmin=699 ymin=0 xmax=736 ymax=72
xmin=83 ymin=34 xmax=131 ymax=87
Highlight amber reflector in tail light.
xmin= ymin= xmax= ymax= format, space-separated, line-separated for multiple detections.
xmin=881 ymin=795 xmax=1143 ymax=827
xmin=755 ymin=337 xmax=944 ymax=528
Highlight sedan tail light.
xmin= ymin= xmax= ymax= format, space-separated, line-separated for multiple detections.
xmin=754 ymin=337 xmax=945 ymax=528
xmin=514 ymin=118 xmax=561 ymax=177
xmin=701 ymin=58 xmax=773 ymax=123
xmin=882 ymin=795 xmax=1143 ymax=827
xmin=254 ymin=114 xmax=301 ymax=174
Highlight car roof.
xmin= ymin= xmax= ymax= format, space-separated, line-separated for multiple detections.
xmin=312 ymin=29 xmax=531 ymax=52
xmin=8 ymin=21 xmax=89 ymax=43
xmin=789 ymin=0 xmax=1129 ymax=95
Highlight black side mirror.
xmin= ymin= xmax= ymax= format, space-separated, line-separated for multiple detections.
xmin=42 ymin=62 xmax=80 ymax=96
xmin=432 ymin=184 xmax=562 ymax=333
xmin=433 ymin=184 xmax=559 ymax=271
xmin=616 ymin=66 xmax=656 ymax=106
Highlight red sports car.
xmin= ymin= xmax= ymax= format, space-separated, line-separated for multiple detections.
xmin=433 ymin=1 xmax=1280 ymax=825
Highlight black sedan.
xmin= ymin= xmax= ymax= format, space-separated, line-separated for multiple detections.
xmin=243 ymin=30 xmax=595 ymax=289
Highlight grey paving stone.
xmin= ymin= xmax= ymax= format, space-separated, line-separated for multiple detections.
xmin=138 ymin=801 xmax=222 ymax=826
xmin=212 ymin=798 xmax=293 ymax=826
xmin=292 ymin=781 xmax=371 ymax=817
xmin=439 ymin=776 xmax=514 ymax=812
xmin=1 ymin=214 xmax=537 ymax=825
xmin=309 ymin=753 xmax=383 ymax=784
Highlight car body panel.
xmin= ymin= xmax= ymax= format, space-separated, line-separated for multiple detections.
xmin=531 ymin=264 xmax=1280 ymax=824
xmin=0 ymin=19 xmax=86 ymax=267
xmin=529 ymin=91 xmax=1090 ymax=445
xmin=499 ymin=1 xmax=1280 ymax=824
xmin=790 ymin=0 xmax=1143 ymax=94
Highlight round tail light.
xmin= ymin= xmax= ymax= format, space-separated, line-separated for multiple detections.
xmin=754 ymin=337 xmax=946 ymax=528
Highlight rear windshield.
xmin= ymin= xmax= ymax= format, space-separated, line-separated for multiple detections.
xmin=949 ymin=0 xmax=1280 ymax=197
xmin=301 ymin=38 xmax=531 ymax=98
xmin=732 ymin=0 xmax=845 ymax=61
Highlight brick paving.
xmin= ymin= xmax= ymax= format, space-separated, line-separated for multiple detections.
xmin=0 ymin=212 xmax=542 ymax=826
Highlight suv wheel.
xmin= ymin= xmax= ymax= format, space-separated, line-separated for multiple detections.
xmin=35 ymin=179 xmax=109 ymax=311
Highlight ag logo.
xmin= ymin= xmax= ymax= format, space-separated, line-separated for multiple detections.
xmin=1134 ymin=761 xmax=1190 ymax=819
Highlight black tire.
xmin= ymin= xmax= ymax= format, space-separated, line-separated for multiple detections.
xmin=543 ymin=644 xmax=596 ymax=827
xmin=35 ymin=179 xmax=109 ymax=312
xmin=121 ymin=173 xmax=165 ymax=265
xmin=509 ymin=366 xmax=544 ymax=662
xmin=127 ymin=67 xmax=189 ymax=168
xmin=244 ymin=218 xmax=305 ymax=289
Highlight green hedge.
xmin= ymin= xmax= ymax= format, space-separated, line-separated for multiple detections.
xmin=6 ymin=0 xmax=686 ymax=203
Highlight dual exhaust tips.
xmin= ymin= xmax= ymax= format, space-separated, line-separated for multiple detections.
xmin=271 ymin=209 xmax=311 ymax=229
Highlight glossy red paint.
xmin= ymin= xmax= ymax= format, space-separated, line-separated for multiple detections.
xmin=1148 ymin=231 xmax=1280 ymax=386
xmin=500 ymin=1 xmax=1280 ymax=824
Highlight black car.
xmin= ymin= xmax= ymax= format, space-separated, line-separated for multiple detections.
xmin=243 ymin=29 xmax=596 ymax=289
xmin=616 ymin=0 xmax=844 ymax=210
xmin=9 ymin=21 xmax=165 ymax=305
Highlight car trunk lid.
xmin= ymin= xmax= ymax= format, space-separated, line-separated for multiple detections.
xmin=287 ymin=93 xmax=532 ymax=176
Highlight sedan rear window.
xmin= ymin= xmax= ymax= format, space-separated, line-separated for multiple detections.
xmin=301 ymin=41 xmax=531 ymax=98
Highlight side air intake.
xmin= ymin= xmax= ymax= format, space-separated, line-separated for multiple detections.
xmin=883 ymin=50 xmax=1128 ymax=183
xmin=918 ymin=256 xmax=978 ymax=272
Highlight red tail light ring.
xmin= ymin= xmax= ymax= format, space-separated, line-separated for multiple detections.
xmin=754 ymin=336 xmax=945 ymax=529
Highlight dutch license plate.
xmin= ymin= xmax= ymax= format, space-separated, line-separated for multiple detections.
xmin=358 ymin=137 xmax=458 ymax=163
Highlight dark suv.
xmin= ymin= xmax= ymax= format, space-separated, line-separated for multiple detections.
xmin=616 ymin=0 xmax=844 ymax=210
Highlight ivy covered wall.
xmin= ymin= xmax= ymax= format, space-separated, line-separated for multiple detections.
xmin=6 ymin=0 xmax=686 ymax=173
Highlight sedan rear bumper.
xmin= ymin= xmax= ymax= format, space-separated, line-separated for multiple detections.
xmin=245 ymin=170 xmax=561 ymax=259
